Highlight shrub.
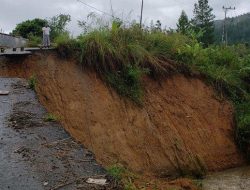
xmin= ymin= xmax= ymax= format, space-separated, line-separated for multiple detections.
xmin=55 ymin=33 xmax=80 ymax=58
xmin=27 ymin=35 xmax=42 ymax=47
xmin=106 ymin=65 xmax=147 ymax=105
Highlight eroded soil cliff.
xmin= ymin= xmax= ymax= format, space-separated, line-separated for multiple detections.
xmin=0 ymin=51 xmax=245 ymax=177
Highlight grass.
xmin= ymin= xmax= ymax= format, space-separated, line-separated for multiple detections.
xmin=56 ymin=27 xmax=190 ymax=104
xmin=27 ymin=34 xmax=42 ymax=47
xmin=177 ymin=43 xmax=250 ymax=158
xmin=107 ymin=164 xmax=138 ymax=190
xmin=28 ymin=75 xmax=37 ymax=90
xmin=44 ymin=113 xmax=59 ymax=122
xmin=56 ymin=24 xmax=250 ymax=161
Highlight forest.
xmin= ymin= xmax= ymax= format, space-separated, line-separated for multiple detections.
xmin=214 ymin=13 xmax=250 ymax=44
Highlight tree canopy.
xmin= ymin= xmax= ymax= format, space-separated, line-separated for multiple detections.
xmin=12 ymin=18 xmax=47 ymax=39
xmin=11 ymin=14 xmax=71 ymax=41
xmin=48 ymin=14 xmax=71 ymax=40
xmin=177 ymin=10 xmax=190 ymax=35
xmin=192 ymin=0 xmax=215 ymax=46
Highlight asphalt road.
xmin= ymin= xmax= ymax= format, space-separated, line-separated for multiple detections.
xmin=0 ymin=78 xmax=119 ymax=190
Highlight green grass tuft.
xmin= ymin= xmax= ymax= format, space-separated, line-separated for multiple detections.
xmin=107 ymin=164 xmax=138 ymax=189
xmin=44 ymin=113 xmax=59 ymax=122
xmin=28 ymin=75 xmax=37 ymax=90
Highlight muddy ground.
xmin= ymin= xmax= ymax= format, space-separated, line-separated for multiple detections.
xmin=0 ymin=77 xmax=120 ymax=190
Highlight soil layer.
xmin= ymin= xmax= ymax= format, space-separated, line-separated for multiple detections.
xmin=0 ymin=51 xmax=245 ymax=177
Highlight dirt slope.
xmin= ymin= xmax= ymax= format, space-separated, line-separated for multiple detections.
xmin=0 ymin=51 xmax=245 ymax=177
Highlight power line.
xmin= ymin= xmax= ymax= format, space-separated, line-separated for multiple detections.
xmin=76 ymin=0 xmax=114 ymax=18
xmin=109 ymin=0 xmax=114 ymax=18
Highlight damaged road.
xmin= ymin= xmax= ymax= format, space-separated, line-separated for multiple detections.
xmin=0 ymin=78 xmax=120 ymax=190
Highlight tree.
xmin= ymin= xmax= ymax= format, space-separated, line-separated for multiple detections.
xmin=48 ymin=14 xmax=71 ymax=40
xmin=12 ymin=18 xmax=47 ymax=38
xmin=192 ymin=0 xmax=215 ymax=46
xmin=155 ymin=20 xmax=162 ymax=32
xmin=177 ymin=10 xmax=190 ymax=35
xmin=149 ymin=20 xmax=162 ymax=32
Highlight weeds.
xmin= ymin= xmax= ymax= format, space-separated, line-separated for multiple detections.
xmin=27 ymin=34 xmax=42 ymax=47
xmin=55 ymin=33 xmax=80 ymax=58
xmin=106 ymin=65 xmax=147 ymax=105
xmin=56 ymin=26 xmax=190 ymax=103
xmin=177 ymin=43 xmax=250 ymax=157
xmin=44 ymin=113 xmax=59 ymax=122
xmin=107 ymin=164 xmax=138 ymax=190
xmin=28 ymin=75 xmax=37 ymax=90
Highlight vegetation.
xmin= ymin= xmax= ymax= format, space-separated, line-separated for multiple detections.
xmin=177 ymin=11 xmax=190 ymax=35
xmin=191 ymin=0 xmax=215 ymax=46
xmin=214 ymin=13 xmax=250 ymax=44
xmin=107 ymin=165 xmax=138 ymax=190
xmin=48 ymin=14 xmax=71 ymax=40
xmin=44 ymin=113 xmax=59 ymax=122
xmin=12 ymin=18 xmax=47 ymax=39
xmin=55 ymin=24 xmax=192 ymax=104
xmin=11 ymin=14 xmax=71 ymax=46
xmin=28 ymin=75 xmax=37 ymax=90
xmin=177 ymin=43 xmax=250 ymax=158
xmin=56 ymin=19 xmax=250 ymax=158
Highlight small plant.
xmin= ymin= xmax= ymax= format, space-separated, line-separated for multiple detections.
xmin=106 ymin=65 xmax=147 ymax=105
xmin=27 ymin=34 xmax=42 ymax=47
xmin=28 ymin=75 xmax=37 ymax=90
xmin=44 ymin=113 xmax=59 ymax=122
xmin=107 ymin=165 xmax=126 ymax=181
xmin=107 ymin=164 xmax=138 ymax=189
xmin=55 ymin=33 xmax=80 ymax=58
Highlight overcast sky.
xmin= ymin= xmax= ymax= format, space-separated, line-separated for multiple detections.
xmin=0 ymin=0 xmax=249 ymax=35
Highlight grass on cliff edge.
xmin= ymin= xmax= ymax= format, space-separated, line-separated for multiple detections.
xmin=55 ymin=26 xmax=192 ymax=104
xmin=55 ymin=26 xmax=250 ymax=160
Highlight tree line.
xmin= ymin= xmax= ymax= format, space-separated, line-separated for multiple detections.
xmin=214 ymin=13 xmax=250 ymax=45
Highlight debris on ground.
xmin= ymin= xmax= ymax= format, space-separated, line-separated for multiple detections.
xmin=86 ymin=178 xmax=108 ymax=186
xmin=0 ymin=90 xmax=9 ymax=95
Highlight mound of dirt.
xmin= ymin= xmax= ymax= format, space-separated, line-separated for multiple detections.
xmin=0 ymin=52 xmax=245 ymax=177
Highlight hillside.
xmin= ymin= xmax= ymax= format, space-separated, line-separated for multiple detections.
xmin=1 ymin=25 xmax=250 ymax=189
xmin=0 ymin=51 xmax=246 ymax=176
xmin=214 ymin=13 xmax=250 ymax=44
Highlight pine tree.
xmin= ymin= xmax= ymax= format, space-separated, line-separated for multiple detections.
xmin=177 ymin=10 xmax=190 ymax=35
xmin=192 ymin=0 xmax=215 ymax=46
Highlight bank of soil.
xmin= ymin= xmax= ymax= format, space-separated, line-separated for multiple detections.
xmin=0 ymin=77 xmax=119 ymax=190
xmin=0 ymin=51 xmax=246 ymax=178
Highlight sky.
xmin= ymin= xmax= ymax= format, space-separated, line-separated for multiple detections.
xmin=0 ymin=0 xmax=249 ymax=35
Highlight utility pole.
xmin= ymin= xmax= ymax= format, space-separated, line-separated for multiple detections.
xmin=109 ymin=0 xmax=114 ymax=19
xmin=140 ymin=0 xmax=144 ymax=28
xmin=222 ymin=6 xmax=235 ymax=45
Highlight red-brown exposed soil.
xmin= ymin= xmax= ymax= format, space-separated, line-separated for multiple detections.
xmin=0 ymin=52 xmax=246 ymax=178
